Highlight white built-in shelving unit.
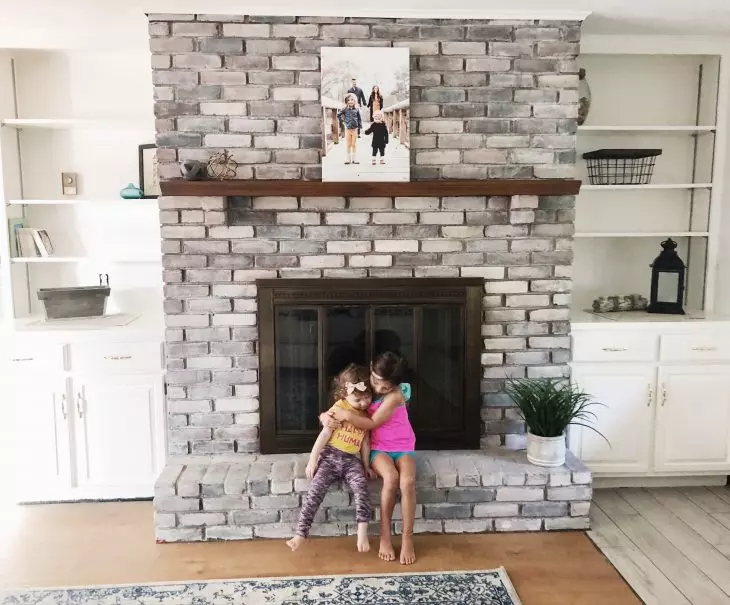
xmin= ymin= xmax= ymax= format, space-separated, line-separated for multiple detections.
xmin=573 ymin=45 xmax=729 ymax=315
xmin=0 ymin=50 xmax=162 ymax=323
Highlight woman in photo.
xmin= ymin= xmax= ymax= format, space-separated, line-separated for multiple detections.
xmin=367 ymin=86 xmax=384 ymax=122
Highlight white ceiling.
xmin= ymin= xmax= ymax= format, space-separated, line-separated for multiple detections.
xmin=0 ymin=0 xmax=728 ymax=49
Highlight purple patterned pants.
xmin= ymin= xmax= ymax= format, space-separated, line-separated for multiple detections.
xmin=296 ymin=445 xmax=372 ymax=537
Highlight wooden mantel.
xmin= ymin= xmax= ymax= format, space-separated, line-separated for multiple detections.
xmin=160 ymin=179 xmax=582 ymax=197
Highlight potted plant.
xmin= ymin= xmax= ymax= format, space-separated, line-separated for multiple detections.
xmin=505 ymin=378 xmax=605 ymax=467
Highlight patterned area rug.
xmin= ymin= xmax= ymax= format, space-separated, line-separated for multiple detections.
xmin=1 ymin=568 xmax=522 ymax=604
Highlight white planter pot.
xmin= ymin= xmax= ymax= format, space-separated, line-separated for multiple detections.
xmin=526 ymin=432 xmax=566 ymax=467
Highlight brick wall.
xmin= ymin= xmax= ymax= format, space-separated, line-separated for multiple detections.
xmin=149 ymin=15 xmax=580 ymax=181
xmin=150 ymin=15 xmax=581 ymax=455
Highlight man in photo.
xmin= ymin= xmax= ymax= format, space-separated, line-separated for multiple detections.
xmin=347 ymin=78 xmax=367 ymax=137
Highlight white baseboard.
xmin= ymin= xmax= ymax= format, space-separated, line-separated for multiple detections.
xmin=594 ymin=475 xmax=728 ymax=489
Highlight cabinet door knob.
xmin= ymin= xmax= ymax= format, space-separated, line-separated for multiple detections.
xmin=647 ymin=384 xmax=653 ymax=407
xmin=660 ymin=384 xmax=668 ymax=407
xmin=104 ymin=355 xmax=132 ymax=361
xmin=11 ymin=357 xmax=33 ymax=362
xmin=60 ymin=393 xmax=68 ymax=419
xmin=76 ymin=393 xmax=84 ymax=418
xmin=602 ymin=347 xmax=627 ymax=352
xmin=691 ymin=346 xmax=717 ymax=352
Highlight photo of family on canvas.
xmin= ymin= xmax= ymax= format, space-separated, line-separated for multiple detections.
xmin=321 ymin=47 xmax=410 ymax=182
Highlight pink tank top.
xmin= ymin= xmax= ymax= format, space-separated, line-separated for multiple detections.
xmin=369 ymin=383 xmax=416 ymax=452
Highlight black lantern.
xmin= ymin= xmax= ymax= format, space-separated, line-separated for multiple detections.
xmin=647 ymin=238 xmax=685 ymax=315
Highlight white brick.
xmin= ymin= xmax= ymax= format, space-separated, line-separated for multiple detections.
xmin=496 ymin=487 xmax=545 ymax=502
xmin=495 ymin=518 xmax=542 ymax=532
xmin=349 ymin=255 xmax=393 ymax=268
xmin=473 ymin=502 xmax=519 ymax=517
xmin=209 ymin=226 xmax=254 ymax=239
xmin=325 ymin=213 xmax=369 ymax=225
xmin=300 ymin=255 xmax=345 ymax=269
xmin=374 ymin=240 xmax=419 ymax=253
xmin=212 ymin=314 xmax=256 ymax=327
xmin=461 ymin=267 xmax=505 ymax=279
xmin=326 ymin=241 xmax=371 ymax=254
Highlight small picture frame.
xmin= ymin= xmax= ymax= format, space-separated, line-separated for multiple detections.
xmin=138 ymin=144 xmax=160 ymax=199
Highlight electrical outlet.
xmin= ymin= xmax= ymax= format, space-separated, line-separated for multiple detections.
xmin=61 ymin=172 xmax=78 ymax=196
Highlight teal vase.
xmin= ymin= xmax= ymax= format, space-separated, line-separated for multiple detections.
xmin=120 ymin=183 xmax=143 ymax=199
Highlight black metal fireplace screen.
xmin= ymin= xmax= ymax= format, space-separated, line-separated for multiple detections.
xmin=257 ymin=278 xmax=482 ymax=454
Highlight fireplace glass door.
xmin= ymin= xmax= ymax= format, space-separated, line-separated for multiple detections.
xmin=259 ymin=279 xmax=482 ymax=454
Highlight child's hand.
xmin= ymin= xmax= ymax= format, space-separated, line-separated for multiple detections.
xmin=320 ymin=412 xmax=341 ymax=430
xmin=365 ymin=467 xmax=377 ymax=480
xmin=306 ymin=460 xmax=318 ymax=479
xmin=331 ymin=407 xmax=350 ymax=422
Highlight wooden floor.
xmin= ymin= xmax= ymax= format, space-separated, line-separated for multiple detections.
xmin=590 ymin=486 xmax=730 ymax=605
xmin=0 ymin=501 xmax=637 ymax=605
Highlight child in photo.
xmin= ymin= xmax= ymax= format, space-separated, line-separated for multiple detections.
xmin=337 ymin=94 xmax=362 ymax=165
xmin=287 ymin=364 xmax=375 ymax=553
xmin=322 ymin=351 xmax=417 ymax=565
xmin=365 ymin=111 xmax=389 ymax=166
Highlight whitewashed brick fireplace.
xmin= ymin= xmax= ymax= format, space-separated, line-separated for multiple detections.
xmin=150 ymin=13 xmax=591 ymax=542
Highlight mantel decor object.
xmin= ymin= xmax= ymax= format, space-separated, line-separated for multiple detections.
xmin=138 ymin=144 xmax=160 ymax=199
xmin=647 ymin=238 xmax=686 ymax=315
xmin=577 ymin=68 xmax=591 ymax=126
xmin=180 ymin=159 xmax=207 ymax=180
xmin=207 ymin=149 xmax=238 ymax=180
xmin=120 ymin=183 xmax=143 ymax=199
xmin=583 ymin=149 xmax=662 ymax=185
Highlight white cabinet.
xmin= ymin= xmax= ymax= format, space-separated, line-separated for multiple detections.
xmin=74 ymin=374 xmax=163 ymax=489
xmin=6 ymin=377 xmax=71 ymax=493
xmin=571 ymin=322 xmax=730 ymax=477
xmin=654 ymin=365 xmax=730 ymax=472
xmin=3 ymin=338 xmax=165 ymax=501
xmin=571 ymin=365 xmax=655 ymax=474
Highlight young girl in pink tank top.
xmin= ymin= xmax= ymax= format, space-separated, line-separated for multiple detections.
xmin=326 ymin=351 xmax=417 ymax=566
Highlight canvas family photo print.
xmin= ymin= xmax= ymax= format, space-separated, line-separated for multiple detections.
xmin=321 ymin=47 xmax=410 ymax=182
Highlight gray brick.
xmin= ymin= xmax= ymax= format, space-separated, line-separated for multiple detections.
xmin=423 ymin=504 xmax=472 ymax=519
xmin=394 ymin=40 xmax=440 ymax=55
xmin=251 ymin=495 xmax=299 ymax=509
xmin=419 ymin=57 xmax=464 ymax=71
xmin=228 ymin=119 xmax=275 ymax=133
xmin=466 ymin=24 xmax=513 ymax=40
xmin=157 ymin=528 xmax=203 ymax=542
xmin=178 ymin=512 xmax=226 ymax=527
xmin=521 ymin=502 xmax=568 ymax=517
xmin=447 ymin=488 xmax=496 ymax=503
xmin=495 ymin=487 xmax=544 ymax=502
xmin=321 ymin=24 xmax=370 ymax=38
xmin=419 ymin=120 xmax=464 ymax=134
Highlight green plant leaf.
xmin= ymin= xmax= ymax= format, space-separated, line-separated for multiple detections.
xmin=505 ymin=378 xmax=609 ymax=441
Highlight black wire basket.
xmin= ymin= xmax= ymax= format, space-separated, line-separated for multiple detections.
xmin=582 ymin=149 xmax=662 ymax=185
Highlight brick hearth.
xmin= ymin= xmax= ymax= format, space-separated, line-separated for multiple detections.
xmin=155 ymin=450 xmax=591 ymax=542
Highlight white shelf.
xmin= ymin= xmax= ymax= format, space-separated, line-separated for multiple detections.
xmin=581 ymin=183 xmax=713 ymax=191
xmin=0 ymin=118 xmax=153 ymax=130
xmin=5 ymin=199 xmax=158 ymax=206
xmin=574 ymin=232 xmax=710 ymax=239
xmin=10 ymin=257 xmax=160 ymax=264
xmin=578 ymin=125 xmax=716 ymax=133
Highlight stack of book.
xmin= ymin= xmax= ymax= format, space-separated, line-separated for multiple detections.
xmin=15 ymin=227 xmax=55 ymax=257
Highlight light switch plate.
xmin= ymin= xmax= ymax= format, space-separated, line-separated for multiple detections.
xmin=61 ymin=172 xmax=78 ymax=196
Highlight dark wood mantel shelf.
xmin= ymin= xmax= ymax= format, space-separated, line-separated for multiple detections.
xmin=160 ymin=179 xmax=582 ymax=198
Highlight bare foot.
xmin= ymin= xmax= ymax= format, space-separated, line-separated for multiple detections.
xmin=399 ymin=535 xmax=416 ymax=565
xmin=356 ymin=523 xmax=370 ymax=553
xmin=286 ymin=535 xmax=305 ymax=552
xmin=378 ymin=537 xmax=396 ymax=562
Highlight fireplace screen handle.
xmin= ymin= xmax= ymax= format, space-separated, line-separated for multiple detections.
xmin=76 ymin=392 xmax=85 ymax=419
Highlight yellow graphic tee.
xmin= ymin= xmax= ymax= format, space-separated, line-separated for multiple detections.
xmin=327 ymin=400 xmax=367 ymax=455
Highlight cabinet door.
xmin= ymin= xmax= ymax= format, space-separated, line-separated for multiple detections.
xmin=570 ymin=365 xmax=656 ymax=474
xmin=654 ymin=365 xmax=730 ymax=472
xmin=73 ymin=374 xmax=164 ymax=491
xmin=2 ymin=376 xmax=72 ymax=496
